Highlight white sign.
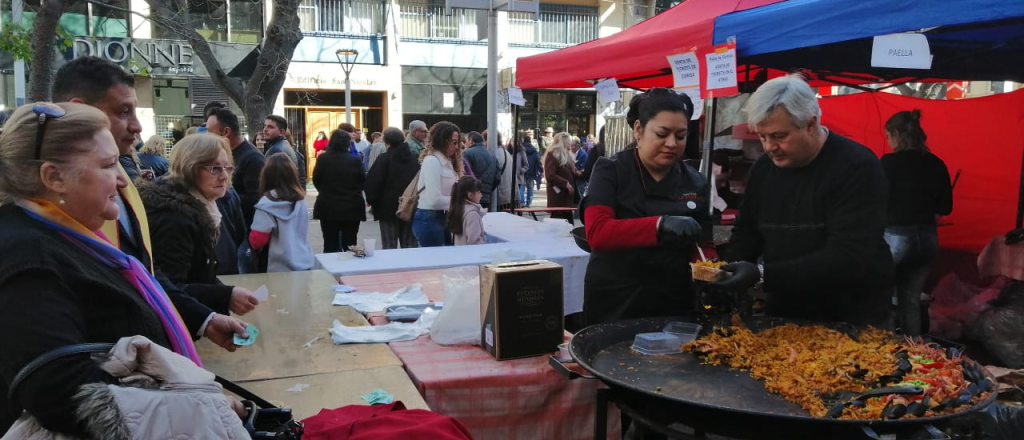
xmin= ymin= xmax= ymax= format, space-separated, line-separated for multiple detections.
xmin=676 ymin=87 xmax=703 ymax=120
xmin=443 ymin=92 xmax=455 ymax=108
xmin=594 ymin=78 xmax=621 ymax=103
xmin=871 ymin=33 xmax=933 ymax=69
xmin=666 ymin=52 xmax=700 ymax=89
xmin=507 ymin=87 xmax=525 ymax=106
xmin=706 ymin=48 xmax=738 ymax=90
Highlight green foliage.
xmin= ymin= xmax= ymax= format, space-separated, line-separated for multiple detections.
xmin=0 ymin=23 xmax=33 ymax=60
xmin=0 ymin=22 xmax=75 ymax=61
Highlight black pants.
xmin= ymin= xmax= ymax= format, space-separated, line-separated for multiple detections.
xmin=321 ymin=219 xmax=361 ymax=252
xmin=378 ymin=218 xmax=418 ymax=249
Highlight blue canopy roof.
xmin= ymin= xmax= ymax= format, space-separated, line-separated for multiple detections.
xmin=713 ymin=0 xmax=1024 ymax=83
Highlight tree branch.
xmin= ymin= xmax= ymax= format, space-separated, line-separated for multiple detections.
xmin=27 ymin=0 xmax=69 ymax=101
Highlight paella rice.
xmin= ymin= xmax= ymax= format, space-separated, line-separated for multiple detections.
xmin=683 ymin=316 xmax=990 ymax=420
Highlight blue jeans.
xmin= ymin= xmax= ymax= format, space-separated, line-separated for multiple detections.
xmin=412 ymin=209 xmax=451 ymax=247
xmin=884 ymin=225 xmax=939 ymax=336
xmin=520 ymin=184 xmax=534 ymax=207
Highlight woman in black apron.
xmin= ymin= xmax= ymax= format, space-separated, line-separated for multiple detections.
xmin=582 ymin=89 xmax=709 ymax=325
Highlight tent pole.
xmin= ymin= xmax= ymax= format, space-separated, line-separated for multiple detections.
xmin=702 ymin=92 xmax=716 ymax=217
xmin=512 ymin=103 xmax=520 ymax=209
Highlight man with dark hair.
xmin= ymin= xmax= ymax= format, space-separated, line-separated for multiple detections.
xmin=53 ymin=56 xmax=250 ymax=351
xmin=462 ymin=131 xmax=498 ymax=209
xmin=208 ymin=107 xmax=264 ymax=227
xmin=263 ymin=114 xmax=306 ymax=186
xmin=172 ymin=129 xmax=185 ymax=144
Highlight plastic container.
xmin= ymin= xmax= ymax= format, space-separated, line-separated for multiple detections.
xmin=557 ymin=343 xmax=571 ymax=361
xmin=663 ymin=322 xmax=702 ymax=344
xmin=384 ymin=303 xmax=443 ymax=322
xmin=631 ymin=332 xmax=684 ymax=355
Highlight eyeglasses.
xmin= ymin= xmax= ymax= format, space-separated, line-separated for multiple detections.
xmin=33 ymin=104 xmax=67 ymax=160
xmin=201 ymin=165 xmax=236 ymax=176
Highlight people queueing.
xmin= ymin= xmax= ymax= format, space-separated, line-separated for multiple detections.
xmin=250 ymin=153 xmax=316 ymax=272
xmin=262 ymin=114 xmax=306 ymax=186
xmin=312 ymin=130 xmax=367 ymax=252
xmin=366 ymin=127 xmax=420 ymax=249
xmin=413 ymin=122 xmax=463 ymax=247
xmin=206 ymin=107 xmax=265 ymax=228
xmin=406 ymin=120 xmax=428 ymax=156
xmin=543 ymin=132 xmax=578 ymax=222
xmin=462 ymin=131 xmax=498 ymax=209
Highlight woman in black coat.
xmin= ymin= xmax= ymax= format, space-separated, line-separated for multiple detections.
xmin=365 ymin=127 xmax=420 ymax=249
xmin=313 ymin=130 xmax=367 ymax=252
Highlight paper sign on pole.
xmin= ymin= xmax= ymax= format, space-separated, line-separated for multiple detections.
xmin=594 ymin=78 xmax=621 ymax=103
xmin=675 ymin=87 xmax=703 ymax=120
xmin=666 ymin=52 xmax=700 ymax=89
xmin=871 ymin=33 xmax=932 ymax=69
xmin=507 ymin=87 xmax=525 ymax=106
xmin=705 ymin=42 xmax=738 ymax=96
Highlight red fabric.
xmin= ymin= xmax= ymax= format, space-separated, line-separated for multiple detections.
xmin=313 ymin=139 xmax=329 ymax=153
xmin=515 ymin=0 xmax=782 ymax=89
xmin=248 ymin=230 xmax=271 ymax=249
xmin=302 ymin=402 xmax=476 ymax=440
xmin=820 ymin=88 xmax=1024 ymax=253
xmin=584 ymin=205 xmax=658 ymax=252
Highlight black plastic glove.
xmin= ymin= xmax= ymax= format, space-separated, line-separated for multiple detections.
xmin=712 ymin=261 xmax=761 ymax=291
xmin=657 ymin=215 xmax=702 ymax=247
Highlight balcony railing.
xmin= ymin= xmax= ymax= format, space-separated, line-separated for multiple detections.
xmin=398 ymin=1 xmax=481 ymax=41
xmin=508 ymin=4 xmax=598 ymax=47
xmin=298 ymin=0 xmax=385 ymax=36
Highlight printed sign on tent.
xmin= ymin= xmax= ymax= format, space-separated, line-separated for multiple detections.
xmin=594 ymin=78 xmax=621 ymax=103
xmin=704 ymin=42 xmax=739 ymax=97
xmin=676 ymin=87 xmax=703 ymax=120
xmin=507 ymin=87 xmax=525 ymax=106
xmin=871 ymin=33 xmax=932 ymax=70
xmin=666 ymin=51 xmax=700 ymax=89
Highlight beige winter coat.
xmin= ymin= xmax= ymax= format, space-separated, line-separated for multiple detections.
xmin=2 ymin=336 xmax=249 ymax=440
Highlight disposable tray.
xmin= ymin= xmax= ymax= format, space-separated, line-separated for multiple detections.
xmin=631 ymin=332 xmax=684 ymax=355
xmin=384 ymin=303 xmax=442 ymax=322
xmin=663 ymin=322 xmax=702 ymax=344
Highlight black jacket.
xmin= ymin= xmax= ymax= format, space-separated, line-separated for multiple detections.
xmin=215 ymin=188 xmax=246 ymax=275
xmin=462 ymin=143 xmax=498 ymax=205
xmin=138 ymin=179 xmax=233 ymax=315
xmin=0 ymin=204 xmax=170 ymax=436
xmin=313 ymin=149 xmax=367 ymax=222
xmin=881 ymin=150 xmax=953 ymax=226
xmin=137 ymin=153 xmax=170 ymax=177
xmin=524 ymin=142 xmax=542 ymax=183
xmin=231 ymin=140 xmax=265 ymax=228
xmin=365 ymin=142 xmax=420 ymax=222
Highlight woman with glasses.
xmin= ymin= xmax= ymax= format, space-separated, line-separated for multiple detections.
xmin=0 ymin=103 xmax=223 ymax=435
xmin=413 ymin=121 xmax=464 ymax=247
xmin=139 ymin=134 xmax=260 ymax=317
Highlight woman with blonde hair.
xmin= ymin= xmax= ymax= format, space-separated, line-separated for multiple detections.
xmin=0 ymin=102 xmax=210 ymax=435
xmin=139 ymin=134 xmax=259 ymax=317
xmin=138 ymin=134 xmax=170 ymax=177
xmin=544 ymin=131 xmax=577 ymax=221
xmin=413 ymin=121 xmax=464 ymax=247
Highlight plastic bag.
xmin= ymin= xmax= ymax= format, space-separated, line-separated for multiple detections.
xmin=974 ymin=282 xmax=1024 ymax=368
xmin=429 ymin=266 xmax=481 ymax=346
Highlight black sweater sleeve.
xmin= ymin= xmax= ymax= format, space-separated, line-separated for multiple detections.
xmin=150 ymin=215 xmax=232 ymax=315
xmin=763 ymin=156 xmax=889 ymax=292
xmin=0 ymin=270 xmax=114 ymax=437
xmin=724 ymin=159 xmax=766 ymax=263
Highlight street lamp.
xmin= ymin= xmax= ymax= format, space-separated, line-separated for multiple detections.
xmin=335 ymin=49 xmax=359 ymax=124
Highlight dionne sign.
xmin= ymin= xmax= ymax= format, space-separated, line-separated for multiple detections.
xmin=70 ymin=38 xmax=199 ymax=75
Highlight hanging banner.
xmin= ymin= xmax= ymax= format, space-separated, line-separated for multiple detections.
xmin=871 ymin=33 xmax=932 ymax=70
xmin=704 ymin=42 xmax=739 ymax=97
xmin=594 ymin=78 xmax=622 ymax=103
xmin=507 ymin=87 xmax=525 ymax=106
xmin=666 ymin=51 xmax=700 ymax=89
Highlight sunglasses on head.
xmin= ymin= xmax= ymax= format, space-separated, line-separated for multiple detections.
xmin=33 ymin=104 xmax=67 ymax=161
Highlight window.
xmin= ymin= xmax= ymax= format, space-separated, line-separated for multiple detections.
xmin=230 ymin=0 xmax=264 ymax=43
xmin=153 ymin=0 xmax=262 ymax=43
xmin=2 ymin=0 xmax=129 ymax=37
xmin=509 ymin=3 xmax=597 ymax=47
xmin=91 ymin=0 xmax=130 ymax=37
xmin=300 ymin=0 xmax=385 ymax=36
xmin=654 ymin=0 xmax=682 ymax=15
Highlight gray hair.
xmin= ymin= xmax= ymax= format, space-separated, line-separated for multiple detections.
xmin=408 ymin=120 xmax=426 ymax=132
xmin=744 ymin=74 xmax=821 ymax=129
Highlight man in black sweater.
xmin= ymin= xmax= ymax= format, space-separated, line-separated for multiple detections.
xmin=716 ymin=75 xmax=892 ymax=327
xmin=207 ymin=108 xmax=265 ymax=227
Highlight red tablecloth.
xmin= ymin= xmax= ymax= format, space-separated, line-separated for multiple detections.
xmin=388 ymin=336 xmax=620 ymax=440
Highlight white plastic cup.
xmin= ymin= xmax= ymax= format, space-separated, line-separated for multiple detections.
xmin=363 ymin=238 xmax=376 ymax=256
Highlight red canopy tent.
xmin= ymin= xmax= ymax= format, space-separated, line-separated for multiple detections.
xmin=514 ymin=0 xmax=783 ymax=90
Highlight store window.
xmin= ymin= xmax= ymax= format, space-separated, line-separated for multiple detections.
xmin=3 ymin=0 xmax=128 ymax=37
xmin=154 ymin=0 xmax=262 ymax=43
xmin=230 ymin=0 xmax=264 ymax=43
xmin=518 ymin=91 xmax=596 ymax=139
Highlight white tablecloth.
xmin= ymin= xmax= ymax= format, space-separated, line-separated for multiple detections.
xmin=314 ymin=237 xmax=590 ymax=314
xmin=482 ymin=212 xmax=570 ymax=243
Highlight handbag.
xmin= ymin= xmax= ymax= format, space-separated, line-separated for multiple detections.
xmin=7 ymin=341 xmax=302 ymax=440
xmin=396 ymin=170 xmax=423 ymax=223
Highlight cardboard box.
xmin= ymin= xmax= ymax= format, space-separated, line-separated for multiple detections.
xmin=480 ymin=260 xmax=564 ymax=360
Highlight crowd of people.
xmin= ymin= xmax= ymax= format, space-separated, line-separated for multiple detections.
xmin=0 ymin=51 xmax=958 ymax=437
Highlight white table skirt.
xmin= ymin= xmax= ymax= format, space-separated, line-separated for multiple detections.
xmin=314 ymin=237 xmax=590 ymax=314
xmin=482 ymin=212 xmax=573 ymax=243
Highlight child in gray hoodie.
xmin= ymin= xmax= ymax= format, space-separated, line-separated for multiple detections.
xmin=250 ymin=153 xmax=315 ymax=272
xmin=446 ymin=176 xmax=487 ymax=246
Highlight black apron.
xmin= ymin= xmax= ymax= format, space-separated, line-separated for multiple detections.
xmin=583 ymin=149 xmax=710 ymax=326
